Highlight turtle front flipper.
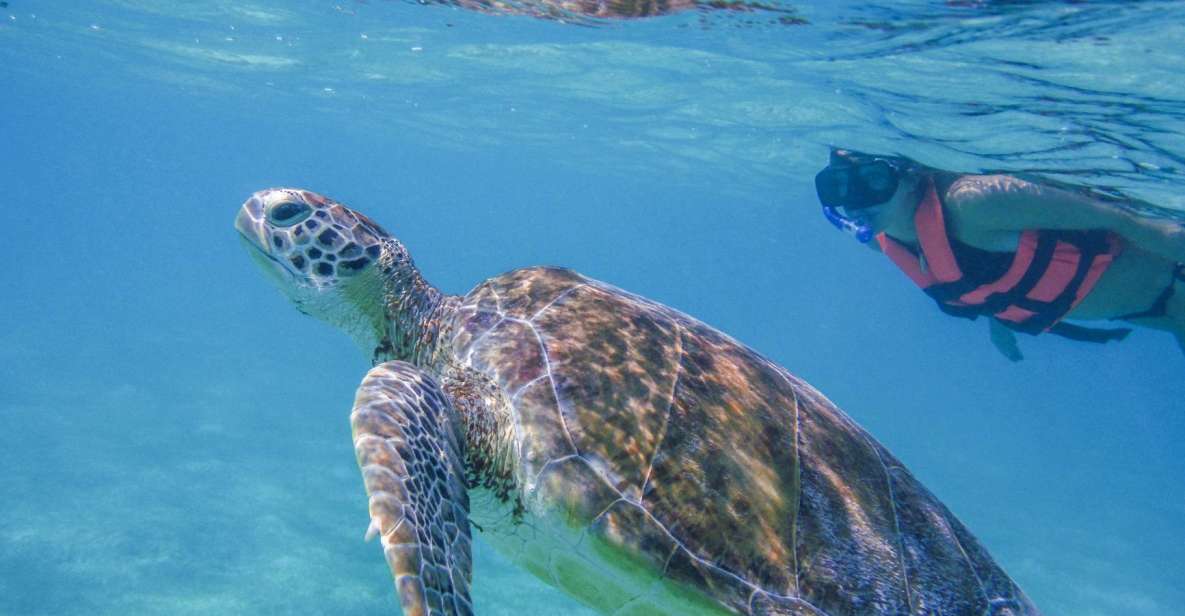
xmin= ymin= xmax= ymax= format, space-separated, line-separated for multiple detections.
xmin=350 ymin=361 xmax=473 ymax=616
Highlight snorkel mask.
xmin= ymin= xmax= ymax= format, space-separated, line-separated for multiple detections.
xmin=814 ymin=149 xmax=903 ymax=243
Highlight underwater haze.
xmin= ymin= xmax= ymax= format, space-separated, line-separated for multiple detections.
xmin=2 ymin=1 xmax=1184 ymax=614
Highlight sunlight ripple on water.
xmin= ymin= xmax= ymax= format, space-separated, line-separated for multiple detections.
xmin=3 ymin=1 xmax=1183 ymax=209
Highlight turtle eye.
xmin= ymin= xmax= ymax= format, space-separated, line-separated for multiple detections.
xmin=268 ymin=201 xmax=312 ymax=227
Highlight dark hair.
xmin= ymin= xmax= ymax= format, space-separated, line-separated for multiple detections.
xmin=829 ymin=147 xmax=928 ymax=177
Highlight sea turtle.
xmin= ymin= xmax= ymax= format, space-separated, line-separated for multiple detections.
xmin=235 ymin=187 xmax=1039 ymax=616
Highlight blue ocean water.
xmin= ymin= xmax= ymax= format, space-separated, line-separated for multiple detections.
xmin=2 ymin=1 xmax=1183 ymax=614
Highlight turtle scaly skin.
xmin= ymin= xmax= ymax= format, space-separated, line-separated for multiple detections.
xmin=237 ymin=188 xmax=1039 ymax=616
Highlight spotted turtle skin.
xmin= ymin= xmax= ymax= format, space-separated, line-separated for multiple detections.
xmin=446 ymin=266 xmax=1037 ymax=616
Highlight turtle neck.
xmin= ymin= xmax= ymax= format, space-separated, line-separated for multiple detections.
xmin=376 ymin=239 xmax=458 ymax=367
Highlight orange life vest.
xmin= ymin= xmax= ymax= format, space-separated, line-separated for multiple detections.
xmin=876 ymin=178 xmax=1127 ymax=340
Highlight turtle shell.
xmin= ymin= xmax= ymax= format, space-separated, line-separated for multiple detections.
xmin=449 ymin=266 xmax=1036 ymax=616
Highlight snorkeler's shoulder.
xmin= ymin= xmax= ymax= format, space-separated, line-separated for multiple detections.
xmin=943 ymin=174 xmax=1034 ymax=207
xmin=941 ymin=173 xmax=1049 ymax=231
xmin=936 ymin=174 xmax=1004 ymax=230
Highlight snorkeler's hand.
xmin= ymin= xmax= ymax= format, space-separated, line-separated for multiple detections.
xmin=989 ymin=318 xmax=1023 ymax=362
xmin=1123 ymin=216 xmax=1185 ymax=263
xmin=1155 ymin=219 xmax=1185 ymax=263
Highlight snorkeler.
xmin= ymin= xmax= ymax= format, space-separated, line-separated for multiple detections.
xmin=815 ymin=148 xmax=1185 ymax=360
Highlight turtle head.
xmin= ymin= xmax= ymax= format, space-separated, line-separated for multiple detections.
xmin=236 ymin=188 xmax=388 ymax=286
xmin=236 ymin=188 xmax=392 ymax=344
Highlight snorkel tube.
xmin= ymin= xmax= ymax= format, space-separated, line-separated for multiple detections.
xmin=822 ymin=205 xmax=874 ymax=243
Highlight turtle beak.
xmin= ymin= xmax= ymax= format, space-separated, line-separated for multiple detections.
xmin=236 ymin=190 xmax=314 ymax=288
xmin=235 ymin=193 xmax=269 ymax=251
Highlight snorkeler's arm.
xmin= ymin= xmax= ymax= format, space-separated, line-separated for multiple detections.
xmin=945 ymin=174 xmax=1185 ymax=262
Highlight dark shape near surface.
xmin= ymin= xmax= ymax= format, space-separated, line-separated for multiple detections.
xmin=407 ymin=0 xmax=805 ymax=22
